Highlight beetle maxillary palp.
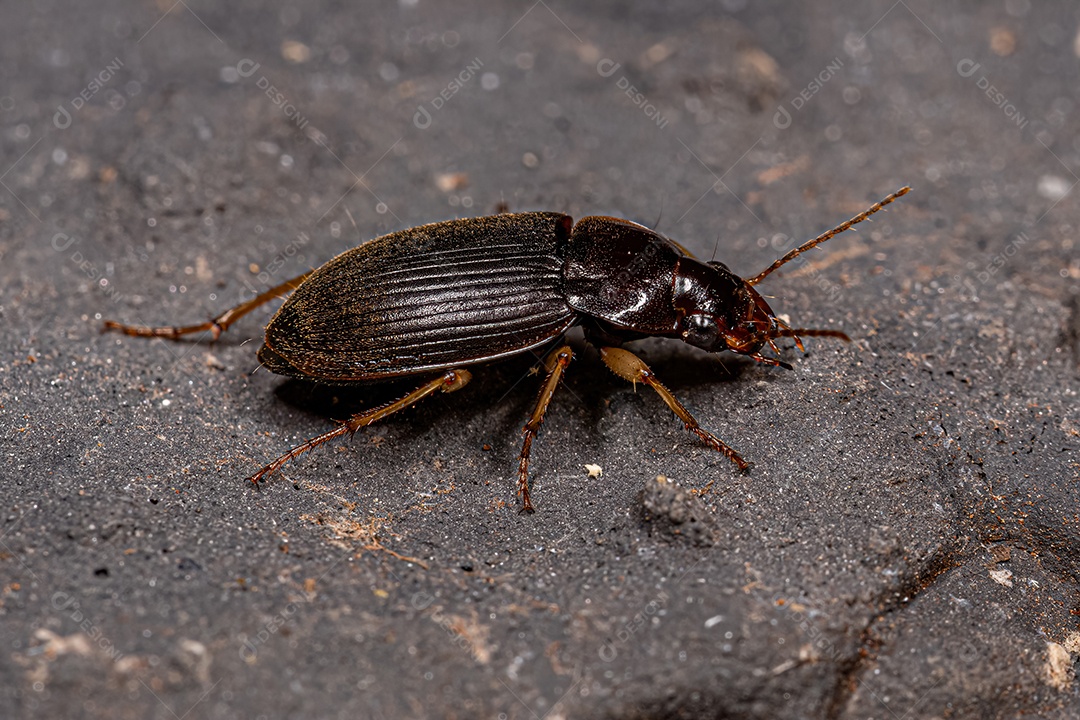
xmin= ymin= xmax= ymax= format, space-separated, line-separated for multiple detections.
xmin=518 ymin=345 xmax=574 ymax=513
xmin=745 ymin=352 xmax=793 ymax=372
xmin=772 ymin=317 xmax=804 ymax=352
xmin=745 ymin=318 xmax=851 ymax=370
xmin=758 ymin=325 xmax=852 ymax=368
xmin=599 ymin=346 xmax=750 ymax=472
xmin=247 ymin=368 xmax=472 ymax=485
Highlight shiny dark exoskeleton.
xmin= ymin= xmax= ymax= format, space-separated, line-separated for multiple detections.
xmin=105 ymin=187 xmax=909 ymax=512
xmin=563 ymin=215 xmax=787 ymax=359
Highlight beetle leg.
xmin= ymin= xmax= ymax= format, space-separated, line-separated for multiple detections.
xmin=248 ymin=368 xmax=472 ymax=485
xmin=599 ymin=346 xmax=751 ymax=472
xmin=518 ymin=345 xmax=573 ymax=513
xmin=103 ymin=270 xmax=315 ymax=340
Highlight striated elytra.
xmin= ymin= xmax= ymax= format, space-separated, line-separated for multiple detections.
xmin=105 ymin=187 xmax=909 ymax=512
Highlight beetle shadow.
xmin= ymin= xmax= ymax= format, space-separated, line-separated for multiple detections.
xmin=569 ymin=338 xmax=759 ymax=427
xmin=270 ymin=376 xmax=449 ymax=433
xmin=261 ymin=338 xmax=778 ymax=462
xmin=266 ymin=350 xmax=555 ymax=440
xmin=477 ymin=337 xmax=766 ymax=458
xmin=609 ymin=337 xmax=757 ymax=387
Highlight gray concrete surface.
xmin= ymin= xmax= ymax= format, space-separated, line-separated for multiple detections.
xmin=2 ymin=1 xmax=1078 ymax=718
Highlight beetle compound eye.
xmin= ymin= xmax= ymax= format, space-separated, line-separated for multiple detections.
xmin=683 ymin=313 xmax=720 ymax=349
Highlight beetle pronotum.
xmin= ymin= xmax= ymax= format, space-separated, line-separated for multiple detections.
xmin=105 ymin=186 xmax=910 ymax=512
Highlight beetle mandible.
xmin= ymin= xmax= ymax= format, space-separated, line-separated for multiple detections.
xmin=105 ymin=186 xmax=910 ymax=512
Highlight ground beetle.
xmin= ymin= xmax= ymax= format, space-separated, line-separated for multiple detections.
xmin=105 ymin=186 xmax=910 ymax=512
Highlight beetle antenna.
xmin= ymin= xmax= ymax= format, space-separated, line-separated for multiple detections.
xmin=650 ymin=197 xmax=665 ymax=232
xmin=745 ymin=186 xmax=910 ymax=286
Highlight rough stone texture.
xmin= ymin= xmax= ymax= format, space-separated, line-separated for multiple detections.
xmin=640 ymin=475 xmax=717 ymax=547
xmin=1 ymin=1 xmax=1078 ymax=718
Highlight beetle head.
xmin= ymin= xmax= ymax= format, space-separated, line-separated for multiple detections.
xmin=674 ymin=258 xmax=788 ymax=362
xmin=669 ymin=187 xmax=910 ymax=366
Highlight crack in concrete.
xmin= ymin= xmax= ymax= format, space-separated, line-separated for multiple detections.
xmin=825 ymin=531 xmax=963 ymax=720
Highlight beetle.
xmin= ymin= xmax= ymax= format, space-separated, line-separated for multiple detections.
xmin=104 ymin=186 xmax=909 ymax=512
